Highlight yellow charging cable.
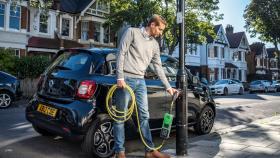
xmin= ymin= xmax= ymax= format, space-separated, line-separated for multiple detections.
xmin=106 ymin=84 xmax=165 ymax=151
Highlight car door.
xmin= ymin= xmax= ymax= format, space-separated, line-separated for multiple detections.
xmin=160 ymin=56 xmax=201 ymax=125
xmin=231 ymin=80 xmax=239 ymax=93
xmin=145 ymin=64 xmax=170 ymax=130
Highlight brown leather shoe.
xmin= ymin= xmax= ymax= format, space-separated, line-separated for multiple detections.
xmin=145 ymin=150 xmax=171 ymax=158
xmin=114 ymin=151 xmax=126 ymax=158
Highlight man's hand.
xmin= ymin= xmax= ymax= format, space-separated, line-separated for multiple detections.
xmin=166 ymin=88 xmax=178 ymax=96
xmin=117 ymin=79 xmax=126 ymax=88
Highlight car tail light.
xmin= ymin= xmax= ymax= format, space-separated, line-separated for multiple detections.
xmin=76 ymin=80 xmax=96 ymax=99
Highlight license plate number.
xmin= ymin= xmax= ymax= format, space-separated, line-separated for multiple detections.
xmin=37 ymin=104 xmax=58 ymax=117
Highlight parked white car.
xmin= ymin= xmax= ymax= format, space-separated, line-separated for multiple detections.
xmin=210 ymin=79 xmax=244 ymax=95
xmin=249 ymin=80 xmax=277 ymax=93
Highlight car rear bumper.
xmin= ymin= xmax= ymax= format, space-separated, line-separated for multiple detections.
xmin=249 ymin=87 xmax=264 ymax=92
xmin=26 ymin=94 xmax=96 ymax=138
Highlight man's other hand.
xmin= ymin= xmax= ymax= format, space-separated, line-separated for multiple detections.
xmin=117 ymin=79 xmax=127 ymax=88
xmin=167 ymin=88 xmax=178 ymax=96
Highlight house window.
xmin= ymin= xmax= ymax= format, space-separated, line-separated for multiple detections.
xmin=208 ymin=47 xmax=214 ymax=58
xmin=221 ymin=47 xmax=225 ymax=59
xmin=103 ymin=25 xmax=110 ymax=43
xmin=93 ymin=22 xmax=101 ymax=42
xmin=238 ymin=51 xmax=242 ymax=61
xmin=256 ymin=58 xmax=260 ymax=66
xmin=9 ymin=5 xmax=20 ymax=30
xmin=81 ymin=21 xmax=89 ymax=40
xmin=14 ymin=49 xmax=20 ymax=58
xmin=239 ymin=70 xmax=242 ymax=81
xmin=214 ymin=46 xmax=218 ymax=58
xmin=222 ymin=68 xmax=226 ymax=79
xmin=61 ymin=18 xmax=70 ymax=37
xmin=39 ymin=14 xmax=48 ymax=33
xmin=0 ymin=3 xmax=4 ymax=28
xmin=233 ymin=52 xmax=239 ymax=61
xmin=188 ymin=44 xmax=197 ymax=55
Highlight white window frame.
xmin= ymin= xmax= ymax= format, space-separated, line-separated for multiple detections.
xmin=103 ymin=25 xmax=110 ymax=43
xmin=14 ymin=49 xmax=20 ymax=58
xmin=9 ymin=5 xmax=21 ymax=31
xmin=38 ymin=12 xmax=49 ymax=34
xmin=81 ymin=21 xmax=89 ymax=41
xmin=60 ymin=14 xmax=73 ymax=39
xmin=221 ymin=47 xmax=225 ymax=59
xmin=93 ymin=21 xmax=101 ymax=43
xmin=256 ymin=58 xmax=260 ymax=66
xmin=61 ymin=18 xmax=70 ymax=37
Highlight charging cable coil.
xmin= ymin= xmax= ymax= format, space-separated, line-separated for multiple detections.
xmin=106 ymin=85 xmax=179 ymax=151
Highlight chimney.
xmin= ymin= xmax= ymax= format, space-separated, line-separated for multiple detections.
xmin=226 ymin=24 xmax=234 ymax=34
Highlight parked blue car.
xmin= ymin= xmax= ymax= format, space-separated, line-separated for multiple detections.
xmin=0 ymin=71 xmax=22 ymax=108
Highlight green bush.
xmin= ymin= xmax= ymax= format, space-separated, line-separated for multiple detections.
xmin=0 ymin=48 xmax=50 ymax=79
xmin=15 ymin=56 xmax=50 ymax=79
xmin=0 ymin=48 xmax=17 ymax=75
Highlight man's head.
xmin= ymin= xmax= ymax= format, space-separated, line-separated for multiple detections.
xmin=147 ymin=14 xmax=167 ymax=37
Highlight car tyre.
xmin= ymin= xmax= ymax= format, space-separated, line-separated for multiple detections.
xmin=238 ymin=87 xmax=244 ymax=95
xmin=82 ymin=114 xmax=114 ymax=158
xmin=194 ymin=106 xmax=215 ymax=135
xmin=264 ymin=88 xmax=268 ymax=93
xmin=32 ymin=125 xmax=55 ymax=136
xmin=0 ymin=91 xmax=13 ymax=109
xmin=223 ymin=87 xmax=228 ymax=96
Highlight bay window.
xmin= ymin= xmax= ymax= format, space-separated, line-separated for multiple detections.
xmin=103 ymin=25 xmax=109 ymax=43
xmin=93 ymin=22 xmax=101 ymax=42
xmin=81 ymin=21 xmax=89 ymax=40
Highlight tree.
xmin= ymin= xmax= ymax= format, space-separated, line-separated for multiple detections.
xmin=106 ymin=0 xmax=222 ymax=55
xmin=244 ymin=0 xmax=280 ymax=79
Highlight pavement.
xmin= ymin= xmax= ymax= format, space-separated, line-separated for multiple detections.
xmin=127 ymin=115 xmax=280 ymax=158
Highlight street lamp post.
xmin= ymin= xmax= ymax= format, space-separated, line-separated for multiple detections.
xmin=176 ymin=0 xmax=188 ymax=156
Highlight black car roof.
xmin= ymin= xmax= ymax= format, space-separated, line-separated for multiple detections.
xmin=63 ymin=48 xmax=178 ymax=61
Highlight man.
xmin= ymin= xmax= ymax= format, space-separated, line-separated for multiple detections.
xmin=114 ymin=14 xmax=177 ymax=158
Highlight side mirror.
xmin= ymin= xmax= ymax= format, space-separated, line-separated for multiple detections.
xmin=193 ymin=76 xmax=199 ymax=84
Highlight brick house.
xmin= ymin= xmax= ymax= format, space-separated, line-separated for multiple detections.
xmin=266 ymin=48 xmax=279 ymax=80
xmin=246 ymin=42 xmax=271 ymax=81
xmin=0 ymin=0 xmax=115 ymax=58
xmin=27 ymin=0 xmax=115 ymax=58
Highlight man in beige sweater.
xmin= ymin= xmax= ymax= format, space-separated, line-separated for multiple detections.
xmin=114 ymin=14 xmax=177 ymax=158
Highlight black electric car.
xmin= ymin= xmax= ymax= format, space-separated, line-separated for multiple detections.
xmin=0 ymin=71 xmax=22 ymax=108
xmin=26 ymin=48 xmax=216 ymax=158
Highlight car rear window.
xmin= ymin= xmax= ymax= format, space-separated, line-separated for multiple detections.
xmin=50 ymin=52 xmax=90 ymax=71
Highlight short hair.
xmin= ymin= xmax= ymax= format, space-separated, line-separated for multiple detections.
xmin=147 ymin=14 xmax=167 ymax=27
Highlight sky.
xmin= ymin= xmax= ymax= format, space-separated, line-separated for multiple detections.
xmin=215 ymin=0 xmax=274 ymax=48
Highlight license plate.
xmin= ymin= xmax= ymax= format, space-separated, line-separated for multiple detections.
xmin=37 ymin=104 xmax=58 ymax=117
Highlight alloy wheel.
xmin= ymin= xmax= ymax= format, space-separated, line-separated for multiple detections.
xmin=200 ymin=108 xmax=215 ymax=133
xmin=0 ymin=93 xmax=12 ymax=108
xmin=93 ymin=121 xmax=114 ymax=157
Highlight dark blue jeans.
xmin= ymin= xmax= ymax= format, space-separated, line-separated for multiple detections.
xmin=113 ymin=77 xmax=154 ymax=153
